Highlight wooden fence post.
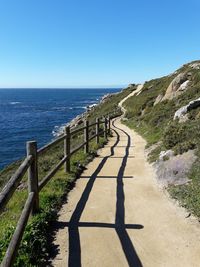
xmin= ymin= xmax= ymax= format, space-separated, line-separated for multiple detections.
xmin=84 ymin=120 xmax=89 ymax=153
xmin=104 ymin=117 xmax=107 ymax=140
xmin=96 ymin=118 xmax=100 ymax=144
xmin=27 ymin=141 xmax=39 ymax=215
xmin=64 ymin=126 xmax=70 ymax=172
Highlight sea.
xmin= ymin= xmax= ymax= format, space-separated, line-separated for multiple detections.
xmin=0 ymin=88 xmax=121 ymax=170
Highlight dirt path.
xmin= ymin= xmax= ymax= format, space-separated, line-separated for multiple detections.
xmin=52 ymin=86 xmax=200 ymax=267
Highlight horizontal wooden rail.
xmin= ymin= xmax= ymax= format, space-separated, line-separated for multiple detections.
xmin=99 ymin=129 xmax=104 ymax=134
xmin=38 ymin=156 xmax=67 ymax=191
xmin=88 ymin=121 xmax=97 ymax=127
xmin=1 ymin=192 xmax=35 ymax=267
xmin=70 ymin=141 xmax=87 ymax=156
xmin=0 ymin=155 xmax=33 ymax=213
xmin=88 ymin=133 xmax=98 ymax=142
xmin=37 ymin=134 xmax=66 ymax=156
xmin=0 ymin=114 xmax=116 ymax=266
xmin=70 ymin=125 xmax=87 ymax=136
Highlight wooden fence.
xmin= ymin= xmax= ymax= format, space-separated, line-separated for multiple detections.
xmin=0 ymin=116 xmax=112 ymax=267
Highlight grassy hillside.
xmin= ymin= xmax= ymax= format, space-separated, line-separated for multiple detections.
xmin=0 ymin=85 xmax=136 ymax=266
xmin=123 ymin=60 xmax=200 ymax=218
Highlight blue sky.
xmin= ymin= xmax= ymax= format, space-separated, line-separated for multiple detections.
xmin=0 ymin=0 xmax=199 ymax=88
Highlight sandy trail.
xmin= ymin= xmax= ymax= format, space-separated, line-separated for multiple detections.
xmin=52 ymin=86 xmax=200 ymax=267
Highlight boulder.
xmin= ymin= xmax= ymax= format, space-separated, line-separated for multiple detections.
xmin=174 ymin=97 xmax=200 ymax=121
xmin=162 ymin=72 xmax=190 ymax=101
xmin=154 ymin=150 xmax=196 ymax=187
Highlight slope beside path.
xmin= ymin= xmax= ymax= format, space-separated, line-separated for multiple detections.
xmin=52 ymin=85 xmax=200 ymax=267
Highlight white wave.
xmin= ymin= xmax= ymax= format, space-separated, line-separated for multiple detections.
xmin=52 ymin=124 xmax=66 ymax=137
xmin=73 ymin=106 xmax=86 ymax=109
xmin=10 ymin=102 xmax=21 ymax=105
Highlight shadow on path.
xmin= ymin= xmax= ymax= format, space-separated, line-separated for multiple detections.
xmin=114 ymin=122 xmax=143 ymax=267
xmin=54 ymin=119 xmax=143 ymax=267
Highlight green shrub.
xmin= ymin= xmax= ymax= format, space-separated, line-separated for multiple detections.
xmin=174 ymin=141 xmax=196 ymax=155
xmin=163 ymin=122 xmax=188 ymax=149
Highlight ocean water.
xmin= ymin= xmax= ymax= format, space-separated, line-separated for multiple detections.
xmin=0 ymin=88 xmax=120 ymax=170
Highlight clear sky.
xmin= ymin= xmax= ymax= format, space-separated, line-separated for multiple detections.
xmin=0 ymin=0 xmax=199 ymax=88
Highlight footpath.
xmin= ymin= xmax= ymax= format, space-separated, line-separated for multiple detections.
xmin=52 ymin=86 xmax=200 ymax=267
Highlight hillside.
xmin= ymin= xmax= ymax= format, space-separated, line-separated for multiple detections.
xmin=0 ymin=86 xmax=136 ymax=266
xmin=1 ymin=60 xmax=200 ymax=265
xmin=123 ymin=60 xmax=200 ymax=218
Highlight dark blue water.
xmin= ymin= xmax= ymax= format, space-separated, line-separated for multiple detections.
xmin=0 ymin=88 xmax=120 ymax=169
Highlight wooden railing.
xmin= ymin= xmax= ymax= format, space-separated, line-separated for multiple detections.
xmin=0 ymin=116 xmax=112 ymax=267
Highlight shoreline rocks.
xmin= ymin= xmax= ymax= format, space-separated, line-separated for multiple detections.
xmin=53 ymin=92 xmax=118 ymax=137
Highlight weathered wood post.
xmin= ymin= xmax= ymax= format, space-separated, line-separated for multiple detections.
xmin=27 ymin=141 xmax=39 ymax=214
xmin=96 ymin=118 xmax=100 ymax=144
xmin=64 ymin=126 xmax=71 ymax=172
xmin=104 ymin=117 xmax=107 ymax=140
xmin=84 ymin=120 xmax=89 ymax=153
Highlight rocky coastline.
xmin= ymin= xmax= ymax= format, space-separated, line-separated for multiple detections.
xmin=53 ymin=92 xmax=118 ymax=137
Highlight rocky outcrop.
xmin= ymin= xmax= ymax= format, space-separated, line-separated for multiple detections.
xmin=100 ymin=92 xmax=118 ymax=103
xmin=154 ymin=150 xmax=196 ymax=187
xmin=126 ymin=83 xmax=136 ymax=89
xmin=58 ymin=92 xmax=117 ymax=133
xmin=189 ymin=62 xmax=200 ymax=69
xmin=162 ymin=72 xmax=191 ymax=101
xmin=69 ymin=113 xmax=86 ymax=128
xmin=174 ymin=97 xmax=200 ymax=121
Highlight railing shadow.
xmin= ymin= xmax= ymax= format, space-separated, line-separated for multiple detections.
xmin=53 ymin=119 xmax=143 ymax=267
xmin=113 ymin=121 xmax=143 ymax=267
xmin=67 ymin=120 xmax=120 ymax=266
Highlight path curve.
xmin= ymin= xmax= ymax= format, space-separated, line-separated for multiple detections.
xmin=118 ymin=84 xmax=144 ymax=114
xmin=52 ymin=86 xmax=200 ymax=267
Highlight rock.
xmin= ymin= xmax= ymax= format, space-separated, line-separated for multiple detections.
xmin=189 ymin=62 xmax=200 ymax=69
xmin=101 ymin=94 xmax=112 ymax=103
xmin=159 ymin=150 xmax=174 ymax=161
xmin=174 ymin=106 xmax=188 ymax=120
xmin=162 ymin=72 xmax=191 ymax=101
xmin=174 ymin=97 xmax=200 ymax=121
xmin=179 ymin=114 xmax=189 ymax=123
xmin=179 ymin=80 xmax=190 ymax=91
xmin=86 ymin=104 xmax=97 ymax=112
xmin=127 ymin=83 xmax=136 ymax=88
xmin=154 ymin=94 xmax=163 ymax=105
xmin=154 ymin=150 xmax=196 ymax=187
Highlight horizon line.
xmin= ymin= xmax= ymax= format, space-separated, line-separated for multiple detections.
xmin=0 ymin=86 xmax=126 ymax=89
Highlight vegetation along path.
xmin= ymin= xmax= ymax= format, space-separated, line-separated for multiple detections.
xmin=52 ymin=86 xmax=200 ymax=267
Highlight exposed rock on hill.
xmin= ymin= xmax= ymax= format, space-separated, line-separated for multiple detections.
xmin=189 ymin=62 xmax=200 ymax=69
xmin=154 ymin=94 xmax=163 ymax=106
xmin=174 ymin=97 xmax=200 ymax=121
xmin=126 ymin=83 xmax=136 ymax=89
xmin=162 ymin=72 xmax=191 ymax=101
xmin=154 ymin=150 xmax=196 ymax=187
